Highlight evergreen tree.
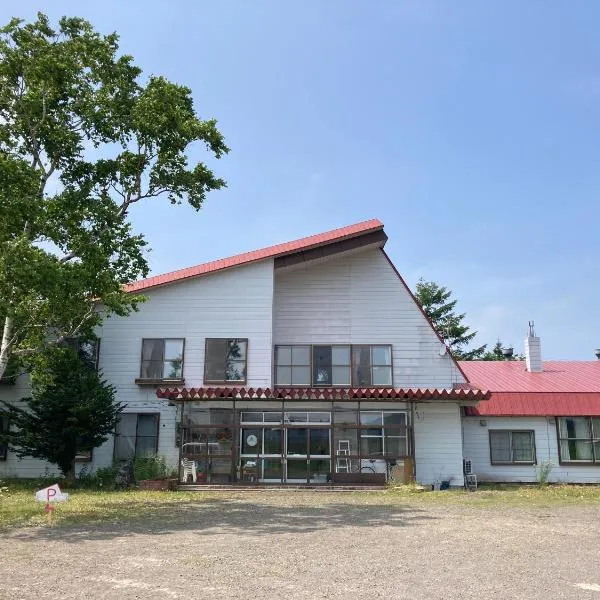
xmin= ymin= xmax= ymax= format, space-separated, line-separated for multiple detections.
xmin=0 ymin=349 xmax=122 ymax=479
xmin=415 ymin=279 xmax=486 ymax=360
xmin=481 ymin=339 xmax=524 ymax=361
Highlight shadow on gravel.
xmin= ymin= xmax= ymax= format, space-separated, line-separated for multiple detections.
xmin=9 ymin=499 xmax=436 ymax=543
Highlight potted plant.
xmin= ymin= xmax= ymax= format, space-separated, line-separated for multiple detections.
xmin=135 ymin=454 xmax=174 ymax=491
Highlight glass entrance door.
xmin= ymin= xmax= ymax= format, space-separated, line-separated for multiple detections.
xmin=286 ymin=427 xmax=308 ymax=482
xmin=285 ymin=427 xmax=330 ymax=483
xmin=239 ymin=411 xmax=332 ymax=484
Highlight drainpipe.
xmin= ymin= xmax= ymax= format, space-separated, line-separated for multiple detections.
xmin=410 ymin=401 xmax=417 ymax=483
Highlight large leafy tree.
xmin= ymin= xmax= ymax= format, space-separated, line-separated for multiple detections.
xmin=415 ymin=279 xmax=486 ymax=360
xmin=0 ymin=13 xmax=228 ymax=380
xmin=0 ymin=348 xmax=123 ymax=478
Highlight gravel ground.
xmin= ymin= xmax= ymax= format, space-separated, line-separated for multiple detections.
xmin=1 ymin=492 xmax=600 ymax=600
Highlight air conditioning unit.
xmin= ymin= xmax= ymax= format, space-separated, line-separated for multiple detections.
xmin=463 ymin=459 xmax=473 ymax=475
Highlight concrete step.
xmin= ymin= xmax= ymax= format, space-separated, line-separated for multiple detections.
xmin=177 ymin=484 xmax=388 ymax=492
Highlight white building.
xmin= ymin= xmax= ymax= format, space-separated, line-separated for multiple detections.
xmin=461 ymin=328 xmax=600 ymax=484
xmin=16 ymin=219 xmax=589 ymax=486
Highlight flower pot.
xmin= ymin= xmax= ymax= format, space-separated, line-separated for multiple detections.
xmin=139 ymin=479 xmax=170 ymax=491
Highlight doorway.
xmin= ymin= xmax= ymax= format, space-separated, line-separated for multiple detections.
xmin=239 ymin=411 xmax=332 ymax=483
xmin=285 ymin=427 xmax=330 ymax=483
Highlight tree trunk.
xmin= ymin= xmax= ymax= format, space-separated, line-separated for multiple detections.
xmin=0 ymin=315 xmax=13 ymax=381
xmin=63 ymin=459 xmax=77 ymax=483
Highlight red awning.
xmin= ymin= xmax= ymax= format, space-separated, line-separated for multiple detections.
xmin=156 ymin=386 xmax=489 ymax=401
xmin=464 ymin=392 xmax=600 ymax=416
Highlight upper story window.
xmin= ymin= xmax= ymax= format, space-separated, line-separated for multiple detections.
xmin=275 ymin=344 xmax=392 ymax=387
xmin=64 ymin=338 xmax=100 ymax=370
xmin=352 ymin=345 xmax=392 ymax=386
xmin=557 ymin=417 xmax=600 ymax=463
xmin=139 ymin=338 xmax=184 ymax=381
xmin=204 ymin=339 xmax=248 ymax=384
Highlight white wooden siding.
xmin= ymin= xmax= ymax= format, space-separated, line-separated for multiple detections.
xmin=0 ymin=374 xmax=63 ymax=478
xmin=463 ymin=416 xmax=600 ymax=484
xmin=273 ymin=248 xmax=465 ymax=388
xmin=0 ymin=259 xmax=275 ymax=476
xmin=414 ymin=402 xmax=464 ymax=486
xmin=94 ymin=258 xmax=274 ymax=471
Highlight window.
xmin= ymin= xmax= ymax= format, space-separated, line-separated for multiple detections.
xmin=352 ymin=346 xmax=392 ymax=386
xmin=557 ymin=417 xmax=600 ymax=463
xmin=204 ymin=339 xmax=248 ymax=383
xmin=75 ymin=449 xmax=92 ymax=462
xmin=64 ymin=338 xmax=100 ymax=370
xmin=275 ymin=346 xmax=310 ymax=385
xmin=313 ymin=345 xmax=351 ymax=386
xmin=274 ymin=344 xmax=393 ymax=387
xmin=489 ymin=430 xmax=536 ymax=464
xmin=139 ymin=338 xmax=184 ymax=381
xmin=0 ymin=416 xmax=8 ymax=460
xmin=359 ymin=411 xmax=407 ymax=457
xmin=114 ymin=414 xmax=159 ymax=461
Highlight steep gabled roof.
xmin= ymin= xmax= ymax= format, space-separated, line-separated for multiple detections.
xmin=126 ymin=219 xmax=384 ymax=293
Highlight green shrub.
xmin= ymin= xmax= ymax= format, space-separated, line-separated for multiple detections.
xmin=133 ymin=454 xmax=168 ymax=481
xmin=537 ymin=459 xmax=554 ymax=485
xmin=95 ymin=465 xmax=119 ymax=489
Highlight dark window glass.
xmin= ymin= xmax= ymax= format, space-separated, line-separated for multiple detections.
xmin=309 ymin=429 xmax=330 ymax=456
xmin=114 ymin=414 xmax=159 ymax=461
xmin=140 ymin=339 xmax=184 ymax=380
xmin=65 ymin=338 xmax=100 ymax=370
xmin=0 ymin=416 xmax=8 ymax=460
xmin=558 ymin=417 xmax=597 ymax=462
xmin=313 ymin=345 xmax=332 ymax=385
xmin=205 ymin=339 xmax=247 ymax=383
xmin=352 ymin=346 xmax=372 ymax=386
xmin=489 ymin=430 xmax=535 ymax=464
xmin=241 ymin=429 xmax=262 ymax=454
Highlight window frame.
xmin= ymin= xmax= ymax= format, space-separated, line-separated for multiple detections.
xmin=64 ymin=337 xmax=101 ymax=371
xmin=352 ymin=345 xmax=393 ymax=387
xmin=358 ymin=410 xmax=408 ymax=458
xmin=113 ymin=413 xmax=160 ymax=461
xmin=274 ymin=344 xmax=393 ymax=388
xmin=556 ymin=417 xmax=600 ymax=465
xmin=75 ymin=449 xmax=93 ymax=463
xmin=203 ymin=338 xmax=249 ymax=385
xmin=488 ymin=429 xmax=537 ymax=465
xmin=136 ymin=338 xmax=186 ymax=384
xmin=0 ymin=416 xmax=8 ymax=460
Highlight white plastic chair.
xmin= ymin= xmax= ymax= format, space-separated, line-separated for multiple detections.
xmin=181 ymin=458 xmax=197 ymax=483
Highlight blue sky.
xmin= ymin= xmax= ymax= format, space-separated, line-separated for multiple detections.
xmin=3 ymin=2 xmax=599 ymax=359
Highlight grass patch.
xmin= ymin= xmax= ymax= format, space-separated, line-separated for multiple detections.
xmin=0 ymin=483 xmax=214 ymax=530
xmin=386 ymin=482 xmax=600 ymax=507
xmin=2 ymin=481 xmax=599 ymax=531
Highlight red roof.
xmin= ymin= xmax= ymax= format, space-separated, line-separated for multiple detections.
xmin=126 ymin=219 xmax=384 ymax=293
xmin=459 ymin=361 xmax=600 ymax=392
xmin=464 ymin=392 xmax=600 ymax=417
xmin=156 ymin=386 xmax=489 ymax=401
xmin=460 ymin=361 xmax=600 ymax=416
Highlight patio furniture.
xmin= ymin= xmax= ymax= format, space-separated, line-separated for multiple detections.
xmin=181 ymin=458 xmax=197 ymax=483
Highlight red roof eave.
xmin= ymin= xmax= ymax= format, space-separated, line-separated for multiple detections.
xmin=465 ymin=392 xmax=600 ymax=417
xmin=126 ymin=219 xmax=384 ymax=293
xmin=156 ymin=386 xmax=489 ymax=401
